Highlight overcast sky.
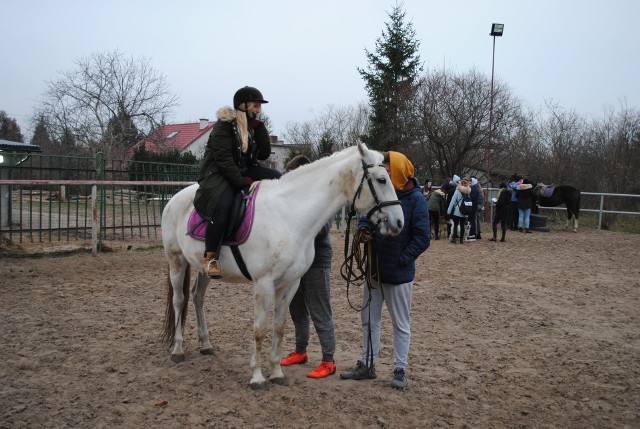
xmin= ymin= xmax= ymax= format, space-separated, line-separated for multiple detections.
xmin=2 ymin=0 xmax=639 ymax=141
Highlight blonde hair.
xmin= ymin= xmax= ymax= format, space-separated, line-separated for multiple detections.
xmin=460 ymin=178 xmax=470 ymax=186
xmin=235 ymin=101 xmax=258 ymax=153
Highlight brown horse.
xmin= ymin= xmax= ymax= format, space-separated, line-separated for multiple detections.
xmin=532 ymin=184 xmax=581 ymax=232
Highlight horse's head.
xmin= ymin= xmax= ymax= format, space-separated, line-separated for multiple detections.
xmin=353 ymin=141 xmax=404 ymax=236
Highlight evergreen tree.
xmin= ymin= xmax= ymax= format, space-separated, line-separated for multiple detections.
xmin=31 ymin=115 xmax=56 ymax=153
xmin=0 ymin=111 xmax=25 ymax=142
xmin=358 ymin=3 xmax=422 ymax=152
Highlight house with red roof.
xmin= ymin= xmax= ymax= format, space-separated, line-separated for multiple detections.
xmin=129 ymin=118 xmax=215 ymax=160
xmin=130 ymin=119 xmax=308 ymax=172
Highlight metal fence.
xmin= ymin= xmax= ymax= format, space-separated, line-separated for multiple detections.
xmin=485 ymin=188 xmax=640 ymax=229
xmin=2 ymin=152 xmax=640 ymax=252
xmin=1 ymin=152 xmax=198 ymax=250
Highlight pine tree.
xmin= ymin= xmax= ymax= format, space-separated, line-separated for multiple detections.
xmin=31 ymin=115 xmax=56 ymax=153
xmin=0 ymin=111 xmax=25 ymax=142
xmin=358 ymin=3 xmax=422 ymax=152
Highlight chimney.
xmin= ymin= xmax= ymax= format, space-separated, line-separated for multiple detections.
xmin=199 ymin=118 xmax=209 ymax=130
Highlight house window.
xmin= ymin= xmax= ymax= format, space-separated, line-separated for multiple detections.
xmin=166 ymin=131 xmax=179 ymax=139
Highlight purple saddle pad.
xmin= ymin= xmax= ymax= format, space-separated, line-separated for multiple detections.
xmin=187 ymin=182 xmax=260 ymax=245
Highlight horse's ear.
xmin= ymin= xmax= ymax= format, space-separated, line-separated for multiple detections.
xmin=357 ymin=141 xmax=368 ymax=157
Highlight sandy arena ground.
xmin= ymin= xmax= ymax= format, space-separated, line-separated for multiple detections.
xmin=1 ymin=225 xmax=639 ymax=428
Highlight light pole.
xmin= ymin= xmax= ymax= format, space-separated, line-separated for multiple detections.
xmin=488 ymin=23 xmax=503 ymax=189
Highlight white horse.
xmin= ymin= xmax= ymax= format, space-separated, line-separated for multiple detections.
xmin=161 ymin=141 xmax=404 ymax=390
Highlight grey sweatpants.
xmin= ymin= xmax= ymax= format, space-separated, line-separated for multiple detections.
xmin=288 ymin=266 xmax=336 ymax=362
xmin=361 ymin=280 xmax=413 ymax=370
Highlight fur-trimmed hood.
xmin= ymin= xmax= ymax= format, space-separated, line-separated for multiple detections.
xmin=456 ymin=183 xmax=472 ymax=194
xmin=216 ymin=106 xmax=236 ymax=122
xmin=517 ymin=183 xmax=533 ymax=191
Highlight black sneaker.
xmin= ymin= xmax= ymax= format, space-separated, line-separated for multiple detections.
xmin=391 ymin=368 xmax=407 ymax=389
xmin=340 ymin=360 xmax=377 ymax=380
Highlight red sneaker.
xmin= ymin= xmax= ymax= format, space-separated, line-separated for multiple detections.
xmin=280 ymin=351 xmax=308 ymax=366
xmin=306 ymin=360 xmax=336 ymax=378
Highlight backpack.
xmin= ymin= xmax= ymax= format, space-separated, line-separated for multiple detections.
xmin=458 ymin=193 xmax=474 ymax=216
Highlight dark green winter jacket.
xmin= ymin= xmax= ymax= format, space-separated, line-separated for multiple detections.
xmin=193 ymin=106 xmax=271 ymax=220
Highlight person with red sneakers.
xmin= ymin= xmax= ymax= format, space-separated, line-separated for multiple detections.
xmin=279 ymin=155 xmax=337 ymax=378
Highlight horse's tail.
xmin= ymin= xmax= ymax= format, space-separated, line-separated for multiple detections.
xmin=161 ymin=264 xmax=191 ymax=345
xmin=574 ymin=190 xmax=581 ymax=219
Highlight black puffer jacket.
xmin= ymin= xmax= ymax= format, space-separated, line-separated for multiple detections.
xmin=193 ymin=106 xmax=271 ymax=220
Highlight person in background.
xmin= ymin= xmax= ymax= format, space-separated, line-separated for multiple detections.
xmin=516 ymin=178 xmax=534 ymax=233
xmin=446 ymin=177 xmax=472 ymax=244
xmin=442 ymin=175 xmax=460 ymax=238
xmin=340 ymin=151 xmax=430 ymax=390
xmin=193 ymin=86 xmax=282 ymax=279
xmin=507 ymin=174 xmax=521 ymax=231
xmin=279 ymin=155 xmax=337 ymax=378
xmin=422 ymin=177 xmax=432 ymax=202
xmin=489 ymin=182 xmax=510 ymax=242
xmin=467 ymin=176 xmax=482 ymax=241
xmin=427 ymin=186 xmax=446 ymax=240
xmin=473 ymin=176 xmax=485 ymax=239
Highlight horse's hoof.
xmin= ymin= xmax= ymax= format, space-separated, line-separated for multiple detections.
xmin=249 ymin=382 xmax=269 ymax=391
xmin=270 ymin=377 xmax=289 ymax=387
xmin=170 ymin=354 xmax=185 ymax=363
xmin=200 ymin=348 xmax=214 ymax=356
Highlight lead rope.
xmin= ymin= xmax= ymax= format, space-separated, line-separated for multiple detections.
xmin=340 ymin=209 xmax=381 ymax=371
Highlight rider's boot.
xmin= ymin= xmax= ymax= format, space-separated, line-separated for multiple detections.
xmin=203 ymin=251 xmax=222 ymax=279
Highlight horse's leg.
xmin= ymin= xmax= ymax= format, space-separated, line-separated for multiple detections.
xmin=269 ymin=279 xmax=301 ymax=385
xmin=192 ymin=271 xmax=214 ymax=355
xmin=249 ymin=278 xmax=274 ymax=390
xmin=167 ymin=254 xmax=189 ymax=363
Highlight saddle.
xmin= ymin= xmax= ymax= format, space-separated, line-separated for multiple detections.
xmin=534 ymin=183 xmax=555 ymax=198
xmin=186 ymin=183 xmax=260 ymax=280
xmin=187 ymin=182 xmax=260 ymax=245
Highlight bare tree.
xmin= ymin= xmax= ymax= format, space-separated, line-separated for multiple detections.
xmin=410 ymin=68 xmax=525 ymax=185
xmin=34 ymin=50 xmax=179 ymax=159
xmin=582 ymin=103 xmax=640 ymax=193
xmin=283 ymin=103 xmax=370 ymax=158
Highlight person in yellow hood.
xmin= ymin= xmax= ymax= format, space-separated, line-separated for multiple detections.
xmin=340 ymin=151 xmax=430 ymax=390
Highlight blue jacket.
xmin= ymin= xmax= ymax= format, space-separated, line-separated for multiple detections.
xmin=358 ymin=178 xmax=430 ymax=284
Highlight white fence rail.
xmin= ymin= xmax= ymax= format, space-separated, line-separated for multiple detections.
xmin=2 ymin=181 xmax=639 ymax=253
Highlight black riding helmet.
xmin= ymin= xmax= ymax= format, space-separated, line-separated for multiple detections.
xmin=233 ymin=86 xmax=268 ymax=110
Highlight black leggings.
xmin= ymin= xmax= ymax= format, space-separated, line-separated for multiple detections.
xmin=452 ymin=215 xmax=466 ymax=243
xmin=205 ymin=186 xmax=235 ymax=252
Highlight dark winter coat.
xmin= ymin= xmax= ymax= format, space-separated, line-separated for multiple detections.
xmin=193 ymin=106 xmax=272 ymax=220
xmin=358 ymin=178 xmax=430 ymax=285
xmin=494 ymin=188 xmax=510 ymax=220
xmin=516 ymin=182 xmax=534 ymax=210
xmin=427 ymin=188 xmax=446 ymax=215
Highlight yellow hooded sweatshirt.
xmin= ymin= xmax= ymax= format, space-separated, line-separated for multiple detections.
xmin=388 ymin=151 xmax=415 ymax=191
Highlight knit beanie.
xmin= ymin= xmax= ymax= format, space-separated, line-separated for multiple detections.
xmin=453 ymin=174 xmax=460 ymax=184
xmin=388 ymin=151 xmax=414 ymax=191
xmin=471 ymin=177 xmax=478 ymax=186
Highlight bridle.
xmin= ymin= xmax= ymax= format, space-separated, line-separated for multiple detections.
xmin=354 ymin=160 xmax=401 ymax=220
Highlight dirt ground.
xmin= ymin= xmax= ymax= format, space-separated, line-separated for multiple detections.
xmin=1 ymin=224 xmax=639 ymax=429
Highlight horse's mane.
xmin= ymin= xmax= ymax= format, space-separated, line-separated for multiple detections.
xmin=279 ymin=146 xmax=383 ymax=184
